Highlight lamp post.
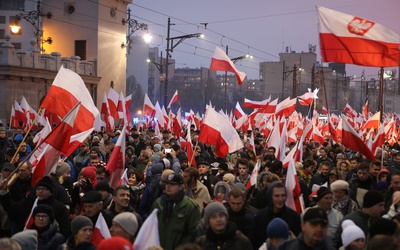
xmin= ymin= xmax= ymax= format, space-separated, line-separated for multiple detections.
xmin=164 ymin=17 xmax=202 ymax=107
xmin=147 ymin=51 xmax=172 ymax=101
xmin=121 ymin=8 xmax=150 ymax=54
xmin=10 ymin=0 xmax=53 ymax=52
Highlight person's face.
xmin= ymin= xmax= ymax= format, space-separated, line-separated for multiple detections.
xmin=272 ymin=187 xmax=286 ymax=211
xmin=90 ymin=151 xmax=98 ymax=158
xmin=391 ymin=175 xmax=400 ymax=192
xmin=62 ymin=171 xmax=71 ymax=181
xmin=96 ymin=173 xmax=106 ymax=183
xmin=319 ymin=149 xmax=327 ymax=158
xmin=357 ymin=169 xmax=370 ymax=181
xmin=75 ymin=226 xmax=93 ymax=245
xmin=34 ymin=213 xmax=50 ymax=229
xmin=238 ymin=164 xmax=248 ymax=177
xmin=350 ymin=160 xmax=358 ymax=170
xmin=80 ymin=144 xmax=89 ymax=153
xmin=90 ymin=158 xmax=99 ymax=166
xmin=367 ymin=202 xmax=385 ymax=217
xmin=0 ymin=131 xmax=5 ymax=139
xmin=128 ymin=174 xmax=137 ymax=186
xmin=110 ymin=221 xmax=131 ymax=240
xmin=83 ymin=202 xmax=103 ymax=217
xmin=216 ymin=189 xmax=226 ymax=202
xmin=17 ymin=163 xmax=31 ymax=180
xmin=348 ymin=238 xmax=365 ymax=250
xmin=329 ymin=174 xmax=338 ymax=183
xmin=36 ymin=186 xmax=52 ymax=200
xmin=369 ymin=165 xmax=380 ymax=177
xmin=396 ymin=155 xmax=400 ymax=164
xmin=218 ymin=168 xmax=226 ymax=175
xmin=301 ymin=221 xmax=328 ymax=247
xmin=318 ymin=193 xmax=333 ymax=211
xmin=164 ymin=183 xmax=183 ymax=197
xmin=113 ymin=189 xmax=130 ymax=209
xmin=208 ymin=212 xmax=227 ymax=234
xmin=228 ymin=196 xmax=245 ymax=212
xmin=182 ymin=172 xmax=192 ymax=184
xmin=340 ymin=163 xmax=348 ymax=171
xmin=2 ymin=169 xmax=12 ymax=179
xmin=333 ymin=190 xmax=346 ymax=201
xmin=319 ymin=165 xmax=330 ymax=177
xmin=19 ymin=143 xmax=27 ymax=153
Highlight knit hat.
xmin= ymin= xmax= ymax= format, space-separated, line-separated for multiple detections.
xmin=0 ymin=127 xmax=5 ymax=132
xmin=2 ymin=162 xmax=16 ymax=172
xmin=162 ymin=158 xmax=171 ymax=169
xmin=223 ymin=173 xmax=235 ymax=184
xmin=267 ymin=218 xmax=289 ymax=239
xmin=330 ymin=180 xmax=349 ymax=192
xmin=341 ymin=220 xmax=365 ymax=248
xmin=302 ymin=207 xmax=328 ymax=223
xmin=81 ymin=166 xmax=98 ymax=187
xmin=33 ymin=204 xmax=55 ymax=222
xmin=55 ymin=162 xmax=71 ymax=177
xmin=153 ymin=144 xmax=161 ymax=151
xmin=218 ymin=162 xmax=229 ymax=172
xmin=369 ymin=217 xmax=397 ymax=238
xmin=204 ymin=202 xmax=228 ymax=226
xmin=363 ymin=190 xmax=384 ymax=208
xmin=317 ymin=187 xmax=332 ymax=202
xmin=112 ymin=212 xmax=138 ymax=236
xmin=14 ymin=134 xmax=23 ymax=141
xmin=36 ymin=176 xmax=54 ymax=193
xmin=11 ymin=229 xmax=38 ymax=250
xmin=95 ymin=181 xmax=113 ymax=193
xmin=81 ymin=190 xmax=102 ymax=203
xmin=71 ymin=216 xmax=93 ymax=235
xmin=97 ymin=236 xmax=133 ymax=250
xmin=392 ymin=191 xmax=400 ymax=205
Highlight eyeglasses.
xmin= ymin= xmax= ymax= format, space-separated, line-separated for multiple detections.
xmin=34 ymin=215 xmax=49 ymax=220
xmin=36 ymin=187 xmax=49 ymax=192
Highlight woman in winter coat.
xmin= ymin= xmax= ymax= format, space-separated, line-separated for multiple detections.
xmin=30 ymin=204 xmax=65 ymax=250
xmin=58 ymin=216 xmax=95 ymax=250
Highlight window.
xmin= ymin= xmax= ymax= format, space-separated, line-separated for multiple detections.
xmin=0 ymin=0 xmax=24 ymax=10
xmin=74 ymin=40 xmax=86 ymax=60
xmin=0 ymin=16 xmax=5 ymax=24
xmin=0 ymin=29 xmax=4 ymax=39
xmin=11 ymin=43 xmax=21 ymax=49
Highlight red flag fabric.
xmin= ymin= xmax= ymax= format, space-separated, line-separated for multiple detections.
xmin=242 ymin=97 xmax=270 ymax=109
xmin=285 ymin=158 xmax=302 ymax=213
xmin=363 ymin=101 xmax=369 ymax=118
xmin=341 ymin=115 xmax=376 ymax=161
xmin=198 ymin=107 xmax=243 ymax=158
xmin=210 ymin=47 xmax=247 ymax=85
xmin=14 ymin=100 xmax=27 ymax=123
xmin=234 ymin=101 xmax=245 ymax=119
xmin=91 ymin=213 xmax=111 ymax=245
xmin=371 ymin=123 xmax=385 ymax=154
xmin=24 ymin=198 xmax=38 ymax=230
xmin=298 ymin=89 xmax=319 ymax=106
xmin=106 ymin=124 xmax=126 ymax=188
xmin=317 ymin=5 xmax=399 ymax=67
xmin=40 ymin=66 xmax=101 ymax=132
xmin=107 ymin=87 xmax=119 ymax=120
xmin=363 ymin=111 xmax=380 ymax=130
xmin=322 ymin=106 xmax=328 ymax=115
xmin=143 ymin=94 xmax=156 ymax=117
xmin=167 ymin=90 xmax=179 ymax=109
xmin=10 ymin=105 xmax=20 ymax=128
xmin=246 ymin=160 xmax=260 ymax=190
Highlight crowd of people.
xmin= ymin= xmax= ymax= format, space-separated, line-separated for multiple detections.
xmin=0 ymin=124 xmax=399 ymax=250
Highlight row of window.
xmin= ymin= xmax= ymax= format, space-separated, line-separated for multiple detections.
xmin=0 ymin=0 xmax=24 ymax=11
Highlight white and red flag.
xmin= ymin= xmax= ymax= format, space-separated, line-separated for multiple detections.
xmin=101 ymin=93 xmax=114 ymax=133
xmin=210 ymin=47 xmax=247 ymax=85
xmin=362 ymin=111 xmax=380 ymax=131
xmin=106 ymin=124 xmax=127 ymax=188
xmin=246 ymin=160 xmax=261 ymax=190
xmin=243 ymin=96 xmax=270 ymax=109
xmin=134 ymin=209 xmax=160 ymax=250
xmin=363 ymin=101 xmax=369 ymax=118
xmin=167 ymin=90 xmax=179 ymax=109
xmin=24 ymin=198 xmax=38 ymax=230
xmin=40 ymin=66 xmax=101 ymax=132
xmin=371 ymin=123 xmax=385 ymax=154
xmin=143 ymin=93 xmax=156 ymax=117
xmin=14 ymin=100 xmax=27 ymax=124
xmin=10 ymin=105 xmax=20 ymax=128
xmin=234 ymin=101 xmax=245 ymax=119
xmin=298 ymin=88 xmax=319 ymax=106
xmin=321 ymin=106 xmax=328 ymax=115
xmin=117 ymin=169 xmax=129 ymax=187
xmin=317 ymin=5 xmax=399 ymax=67
xmin=91 ymin=213 xmax=111 ymax=245
xmin=198 ymin=106 xmax=243 ymax=158
xmin=107 ymin=87 xmax=119 ymax=120
xmin=285 ymin=158 xmax=303 ymax=213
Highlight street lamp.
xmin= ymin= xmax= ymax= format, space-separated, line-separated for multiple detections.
xmin=10 ymin=0 xmax=53 ymax=52
xmin=164 ymin=17 xmax=203 ymax=107
xmin=121 ymin=8 xmax=150 ymax=54
xmin=147 ymin=51 xmax=171 ymax=101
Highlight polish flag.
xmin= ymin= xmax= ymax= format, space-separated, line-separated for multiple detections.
xmin=20 ymin=96 xmax=38 ymax=130
xmin=143 ymin=94 xmax=156 ymax=117
xmin=107 ymin=87 xmax=119 ymax=120
xmin=30 ymin=143 xmax=60 ymax=187
xmin=243 ymin=96 xmax=270 ymax=109
xmin=167 ymin=90 xmax=179 ymax=109
xmin=322 ymin=106 xmax=328 ymax=115
xmin=210 ymin=47 xmax=247 ymax=85
xmin=344 ymin=103 xmax=357 ymax=118
xmin=312 ymin=125 xmax=326 ymax=145
xmin=317 ymin=5 xmax=399 ymax=67
xmin=341 ymin=115 xmax=376 ymax=161
xmin=40 ymin=66 xmax=101 ymax=133
xmin=285 ymin=158 xmax=302 ymax=213
xmin=298 ymin=88 xmax=319 ymax=106
xmin=234 ymin=101 xmax=245 ymax=119
xmin=42 ymin=104 xmax=80 ymax=155
xmin=266 ymin=118 xmax=280 ymax=159
xmin=248 ymin=131 xmax=256 ymax=155
xmin=181 ymin=121 xmax=197 ymax=168
xmin=371 ymin=123 xmax=385 ymax=154
xmin=246 ymin=160 xmax=261 ymax=190
xmin=198 ymin=106 xmax=243 ymax=158
xmin=117 ymin=168 xmax=129 ymax=186
xmin=275 ymin=97 xmax=296 ymax=118
xmin=24 ymin=198 xmax=38 ymax=230
xmin=260 ymin=97 xmax=278 ymax=114
xmin=91 ymin=213 xmax=111 ymax=245
xmin=106 ymin=124 xmax=126 ymax=188
xmin=14 ymin=100 xmax=27 ymax=123
xmin=101 ymin=93 xmax=114 ymax=133
xmin=33 ymin=118 xmax=52 ymax=145
xmin=363 ymin=111 xmax=380 ymax=130
xmin=134 ymin=209 xmax=160 ymax=250
xmin=10 ymin=105 xmax=20 ymax=128
xmin=172 ymin=108 xmax=183 ymax=139
xmin=363 ymin=101 xmax=369 ymax=118
xmin=64 ymin=128 xmax=95 ymax=157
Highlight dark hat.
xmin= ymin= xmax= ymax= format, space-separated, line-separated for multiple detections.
xmin=33 ymin=204 xmax=55 ymax=222
xmin=144 ymin=135 xmax=151 ymax=140
xmin=0 ymin=127 xmax=5 ymax=132
xmin=163 ymin=172 xmax=183 ymax=185
xmin=198 ymin=161 xmax=210 ymax=167
xmin=90 ymin=146 xmax=100 ymax=155
xmin=218 ymin=162 xmax=229 ymax=172
xmin=303 ymin=207 xmax=328 ymax=223
xmin=178 ymin=154 xmax=188 ymax=162
xmin=317 ymin=187 xmax=332 ymax=202
xmin=2 ymin=162 xmax=16 ymax=172
xmin=204 ymin=202 xmax=228 ymax=227
xmin=363 ymin=190 xmax=384 ymax=208
xmin=148 ymin=127 xmax=155 ymax=133
xmin=36 ymin=176 xmax=54 ymax=193
xmin=5 ymin=148 xmax=17 ymax=157
xmin=71 ymin=216 xmax=93 ymax=235
xmin=132 ymin=134 xmax=139 ymax=139
xmin=95 ymin=181 xmax=113 ymax=193
xmin=81 ymin=190 xmax=102 ymax=203
xmin=162 ymin=129 xmax=170 ymax=134
xmin=267 ymin=218 xmax=289 ymax=239
xmin=171 ymin=144 xmax=181 ymax=151
xmin=369 ymin=217 xmax=397 ymax=238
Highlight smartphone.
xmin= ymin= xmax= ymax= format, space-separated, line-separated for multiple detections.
xmin=165 ymin=148 xmax=172 ymax=153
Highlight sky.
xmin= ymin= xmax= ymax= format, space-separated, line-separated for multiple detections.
xmin=129 ymin=0 xmax=400 ymax=81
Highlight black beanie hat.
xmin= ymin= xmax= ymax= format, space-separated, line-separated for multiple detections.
xmin=71 ymin=216 xmax=93 ymax=235
xmin=369 ymin=217 xmax=397 ymax=238
xmin=317 ymin=187 xmax=332 ymax=202
xmin=363 ymin=190 xmax=384 ymax=208
xmin=36 ymin=176 xmax=54 ymax=193
xmin=33 ymin=204 xmax=55 ymax=222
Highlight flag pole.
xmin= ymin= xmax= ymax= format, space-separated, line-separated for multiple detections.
xmin=378 ymin=67 xmax=384 ymax=123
